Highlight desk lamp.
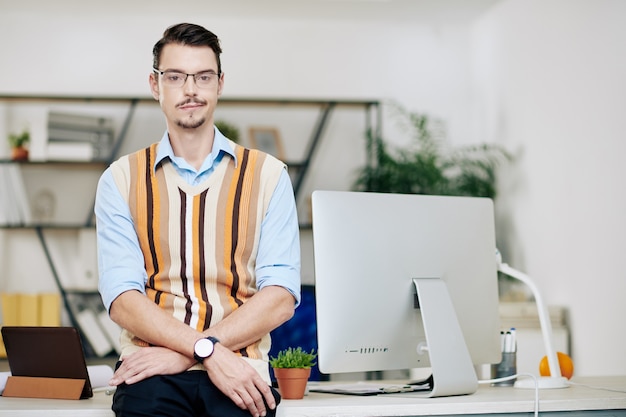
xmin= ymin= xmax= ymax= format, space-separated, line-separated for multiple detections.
xmin=495 ymin=249 xmax=569 ymax=389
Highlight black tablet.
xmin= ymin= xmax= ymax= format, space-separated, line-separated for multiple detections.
xmin=1 ymin=326 xmax=93 ymax=398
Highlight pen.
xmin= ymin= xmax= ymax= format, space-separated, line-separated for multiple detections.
xmin=509 ymin=328 xmax=516 ymax=353
xmin=502 ymin=328 xmax=516 ymax=353
xmin=93 ymin=386 xmax=117 ymax=395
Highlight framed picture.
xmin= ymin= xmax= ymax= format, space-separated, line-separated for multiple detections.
xmin=249 ymin=127 xmax=285 ymax=160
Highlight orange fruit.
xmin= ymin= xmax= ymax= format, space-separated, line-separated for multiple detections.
xmin=539 ymin=352 xmax=574 ymax=379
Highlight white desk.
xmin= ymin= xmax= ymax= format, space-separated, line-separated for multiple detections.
xmin=281 ymin=376 xmax=626 ymax=416
xmin=1 ymin=376 xmax=625 ymax=416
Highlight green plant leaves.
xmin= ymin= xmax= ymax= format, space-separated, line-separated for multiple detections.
xmin=8 ymin=129 xmax=30 ymax=148
xmin=354 ymin=103 xmax=510 ymax=199
xmin=269 ymin=347 xmax=317 ymax=369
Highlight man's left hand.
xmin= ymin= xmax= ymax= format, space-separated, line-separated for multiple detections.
xmin=109 ymin=346 xmax=195 ymax=386
xmin=203 ymin=343 xmax=276 ymax=417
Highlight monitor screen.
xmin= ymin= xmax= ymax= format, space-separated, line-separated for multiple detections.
xmin=311 ymin=191 xmax=501 ymax=396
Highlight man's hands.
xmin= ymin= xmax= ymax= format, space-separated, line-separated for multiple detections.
xmin=107 ymin=287 xmax=292 ymax=416
xmin=108 ymin=344 xmax=276 ymax=417
xmin=203 ymin=343 xmax=276 ymax=417
xmin=109 ymin=347 xmax=195 ymax=386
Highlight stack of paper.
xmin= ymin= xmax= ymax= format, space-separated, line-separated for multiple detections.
xmin=46 ymin=112 xmax=114 ymax=162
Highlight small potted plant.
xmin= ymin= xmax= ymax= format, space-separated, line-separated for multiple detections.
xmin=269 ymin=347 xmax=317 ymax=399
xmin=8 ymin=129 xmax=30 ymax=161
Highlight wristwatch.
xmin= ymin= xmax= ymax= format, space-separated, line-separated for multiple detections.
xmin=193 ymin=336 xmax=220 ymax=363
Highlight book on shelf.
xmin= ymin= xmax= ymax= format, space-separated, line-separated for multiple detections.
xmin=78 ymin=229 xmax=99 ymax=291
xmin=39 ymin=293 xmax=61 ymax=326
xmin=0 ymin=163 xmax=32 ymax=226
xmin=17 ymin=294 xmax=40 ymax=326
xmin=68 ymin=292 xmax=116 ymax=357
xmin=0 ymin=292 xmax=60 ymax=327
xmin=1 ymin=293 xmax=20 ymax=326
xmin=75 ymin=308 xmax=114 ymax=357
xmin=42 ymin=229 xmax=99 ymax=291
xmin=97 ymin=311 xmax=122 ymax=354
xmin=0 ymin=165 xmax=18 ymax=224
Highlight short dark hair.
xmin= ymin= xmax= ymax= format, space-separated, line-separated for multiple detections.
xmin=152 ymin=23 xmax=222 ymax=74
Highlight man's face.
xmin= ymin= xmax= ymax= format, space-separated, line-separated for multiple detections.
xmin=150 ymin=43 xmax=223 ymax=131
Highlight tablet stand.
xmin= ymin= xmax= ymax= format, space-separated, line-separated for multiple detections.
xmin=2 ymin=376 xmax=86 ymax=400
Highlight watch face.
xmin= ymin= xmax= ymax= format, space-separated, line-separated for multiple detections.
xmin=195 ymin=338 xmax=215 ymax=359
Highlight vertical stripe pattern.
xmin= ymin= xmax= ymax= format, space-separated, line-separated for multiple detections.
xmin=110 ymin=141 xmax=285 ymax=361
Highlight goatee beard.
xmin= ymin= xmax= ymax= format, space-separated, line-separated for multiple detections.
xmin=177 ymin=117 xmax=206 ymax=129
xmin=175 ymin=97 xmax=207 ymax=129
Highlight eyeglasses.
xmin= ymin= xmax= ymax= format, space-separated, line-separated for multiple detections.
xmin=153 ymin=68 xmax=221 ymax=88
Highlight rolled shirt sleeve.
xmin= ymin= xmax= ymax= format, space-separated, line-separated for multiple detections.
xmin=255 ymin=169 xmax=301 ymax=307
xmin=95 ymin=168 xmax=148 ymax=312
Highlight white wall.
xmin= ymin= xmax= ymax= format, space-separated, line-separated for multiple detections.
xmin=470 ymin=0 xmax=626 ymax=376
xmin=1 ymin=0 xmax=624 ymax=377
xmin=0 ymin=6 xmax=475 ymax=285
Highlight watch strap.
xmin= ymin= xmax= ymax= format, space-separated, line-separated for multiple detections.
xmin=206 ymin=336 xmax=220 ymax=345
xmin=193 ymin=336 xmax=221 ymax=363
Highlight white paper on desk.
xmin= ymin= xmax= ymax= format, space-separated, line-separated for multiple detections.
xmin=88 ymin=364 xmax=114 ymax=388
xmin=0 ymin=371 xmax=10 ymax=393
xmin=0 ymin=365 xmax=113 ymax=393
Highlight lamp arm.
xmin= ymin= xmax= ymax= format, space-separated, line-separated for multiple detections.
xmin=496 ymin=261 xmax=562 ymax=379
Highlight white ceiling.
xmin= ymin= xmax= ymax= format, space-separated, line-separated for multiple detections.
xmin=1 ymin=0 xmax=501 ymax=23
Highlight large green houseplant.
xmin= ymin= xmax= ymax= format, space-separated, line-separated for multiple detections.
xmin=353 ymin=103 xmax=510 ymax=199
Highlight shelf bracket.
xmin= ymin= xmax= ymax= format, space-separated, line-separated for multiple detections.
xmin=107 ymin=98 xmax=139 ymax=165
xmin=292 ymin=102 xmax=336 ymax=197
xmin=34 ymin=226 xmax=79 ymax=329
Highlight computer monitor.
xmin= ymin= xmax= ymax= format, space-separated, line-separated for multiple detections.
xmin=311 ymin=190 xmax=502 ymax=397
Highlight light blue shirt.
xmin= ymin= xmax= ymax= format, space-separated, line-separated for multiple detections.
xmin=95 ymin=128 xmax=301 ymax=312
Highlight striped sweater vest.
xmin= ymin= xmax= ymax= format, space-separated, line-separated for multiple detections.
xmin=109 ymin=141 xmax=285 ymax=361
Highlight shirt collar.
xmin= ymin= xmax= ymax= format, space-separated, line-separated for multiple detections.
xmin=153 ymin=126 xmax=238 ymax=173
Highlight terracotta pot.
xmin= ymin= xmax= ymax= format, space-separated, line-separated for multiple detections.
xmin=273 ymin=367 xmax=311 ymax=399
xmin=11 ymin=146 xmax=29 ymax=161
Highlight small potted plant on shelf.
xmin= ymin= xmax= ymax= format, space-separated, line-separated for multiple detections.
xmin=269 ymin=347 xmax=317 ymax=399
xmin=8 ymin=129 xmax=30 ymax=161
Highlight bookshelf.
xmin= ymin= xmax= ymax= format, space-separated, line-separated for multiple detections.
xmin=0 ymin=94 xmax=381 ymax=356
xmin=0 ymin=94 xmax=381 ymax=199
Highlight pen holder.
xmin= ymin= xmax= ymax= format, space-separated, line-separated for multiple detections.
xmin=491 ymin=352 xmax=517 ymax=386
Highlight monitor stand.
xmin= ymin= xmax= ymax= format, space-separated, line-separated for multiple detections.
xmin=412 ymin=277 xmax=478 ymax=397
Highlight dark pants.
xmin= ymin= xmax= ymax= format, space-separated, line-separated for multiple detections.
xmin=112 ymin=363 xmax=281 ymax=417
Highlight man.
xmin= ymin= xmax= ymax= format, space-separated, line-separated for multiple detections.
xmin=95 ymin=23 xmax=301 ymax=417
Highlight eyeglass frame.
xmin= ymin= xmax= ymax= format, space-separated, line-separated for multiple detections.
xmin=152 ymin=67 xmax=222 ymax=88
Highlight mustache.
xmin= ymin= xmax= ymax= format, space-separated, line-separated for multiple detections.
xmin=177 ymin=98 xmax=207 ymax=107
